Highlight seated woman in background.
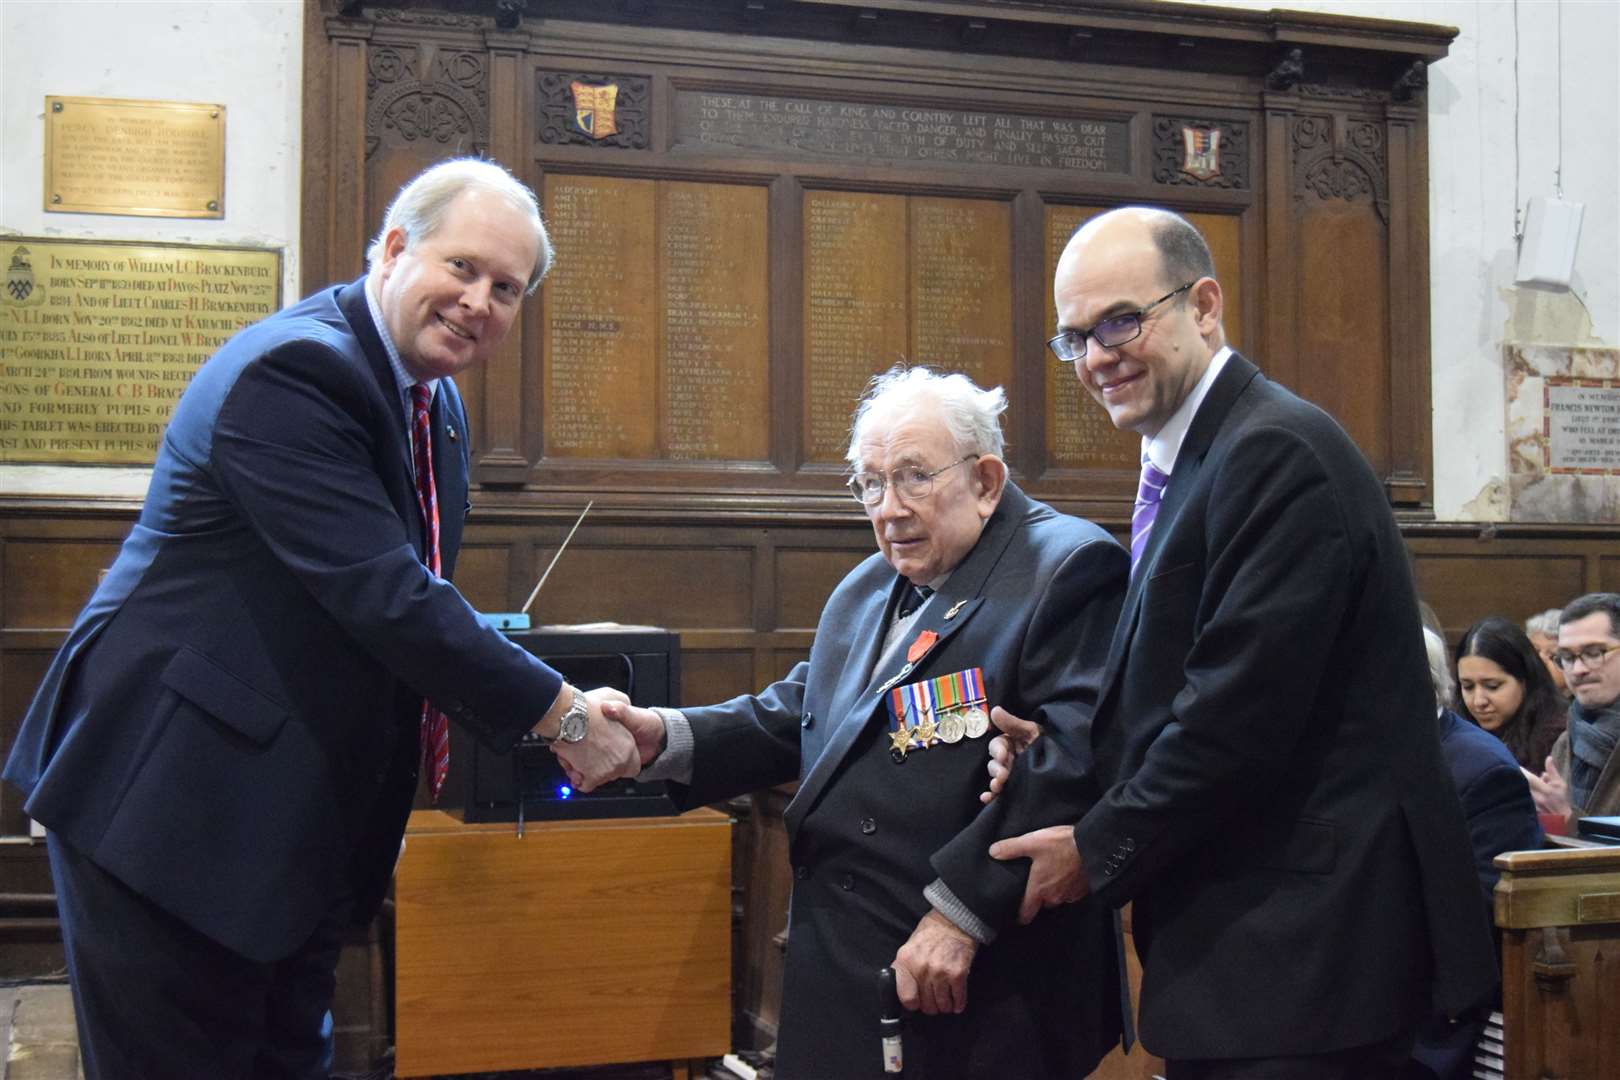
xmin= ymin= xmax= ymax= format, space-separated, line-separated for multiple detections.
xmin=1455 ymin=616 xmax=1566 ymax=770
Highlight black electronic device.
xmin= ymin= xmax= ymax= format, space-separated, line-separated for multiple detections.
xmin=1576 ymin=815 xmax=1620 ymax=844
xmin=445 ymin=626 xmax=681 ymax=823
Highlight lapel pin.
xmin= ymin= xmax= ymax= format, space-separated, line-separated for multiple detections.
xmin=446 ymin=425 xmax=458 ymax=442
xmin=944 ymin=600 xmax=967 ymax=620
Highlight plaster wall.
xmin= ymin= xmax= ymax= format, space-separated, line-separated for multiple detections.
xmin=0 ymin=0 xmax=304 ymax=497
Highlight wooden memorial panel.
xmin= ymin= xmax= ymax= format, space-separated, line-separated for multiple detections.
xmin=803 ymin=190 xmax=1013 ymax=463
xmin=803 ymin=190 xmax=908 ymax=462
xmin=1042 ymin=205 xmax=1243 ymax=472
xmin=909 ymin=197 xmax=1013 ymax=397
xmin=544 ymin=175 xmax=658 ymax=460
xmin=659 ymin=181 xmax=770 ymax=461
xmin=542 ymin=175 xmax=769 ymax=463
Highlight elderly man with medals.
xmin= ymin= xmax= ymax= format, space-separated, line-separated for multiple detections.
xmin=600 ymin=366 xmax=1128 ymax=1079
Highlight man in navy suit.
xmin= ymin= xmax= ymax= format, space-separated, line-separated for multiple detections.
xmin=603 ymin=367 xmax=1129 ymax=1078
xmin=2 ymin=158 xmax=637 ymax=1079
xmin=988 ymin=207 xmax=1497 ymax=1078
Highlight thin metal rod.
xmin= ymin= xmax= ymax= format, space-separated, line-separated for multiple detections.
xmin=521 ymin=500 xmax=593 ymax=615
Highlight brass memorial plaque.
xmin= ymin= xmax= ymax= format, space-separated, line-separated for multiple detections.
xmin=44 ymin=96 xmax=225 ymax=219
xmin=1043 ymin=206 xmax=1243 ymax=471
xmin=543 ymin=176 xmax=769 ymax=461
xmin=0 ymin=238 xmax=281 ymax=464
xmin=803 ymin=191 xmax=1014 ymax=463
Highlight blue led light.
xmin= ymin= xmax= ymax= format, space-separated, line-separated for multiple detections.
xmin=558 ymin=784 xmax=573 ymax=799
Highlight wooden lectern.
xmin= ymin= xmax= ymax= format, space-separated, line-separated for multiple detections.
xmin=1495 ymin=845 xmax=1620 ymax=1079
xmin=393 ymin=808 xmax=732 ymax=1078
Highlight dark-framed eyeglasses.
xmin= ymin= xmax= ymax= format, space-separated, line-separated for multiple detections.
xmin=1046 ymin=281 xmax=1196 ymax=363
xmin=1552 ymin=642 xmax=1620 ymax=670
xmin=848 ymin=455 xmax=978 ymax=507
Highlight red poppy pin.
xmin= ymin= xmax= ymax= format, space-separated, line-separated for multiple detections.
xmin=907 ymin=630 xmax=938 ymax=664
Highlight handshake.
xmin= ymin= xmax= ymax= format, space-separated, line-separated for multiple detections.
xmin=536 ymin=685 xmax=668 ymax=792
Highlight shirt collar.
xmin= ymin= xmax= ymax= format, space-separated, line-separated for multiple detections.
xmin=364 ymin=274 xmax=439 ymax=416
xmin=1143 ymin=344 xmax=1232 ymax=475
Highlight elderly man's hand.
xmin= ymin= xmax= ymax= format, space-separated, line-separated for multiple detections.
xmin=550 ymin=692 xmax=639 ymax=792
xmin=989 ymin=825 xmax=1090 ymax=924
xmin=979 ymin=706 xmax=1042 ymax=805
xmin=1523 ymin=756 xmax=1572 ymax=818
xmin=599 ymin=698 xmax=669 ymax=767
xmin=892 ymin=909 xmax=978 ymax=1015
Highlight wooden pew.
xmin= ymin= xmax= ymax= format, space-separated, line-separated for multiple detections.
xmin=1494 ymin=846 xmax=1620 ymax=1079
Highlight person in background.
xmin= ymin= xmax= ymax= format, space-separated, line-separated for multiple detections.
xmin=1454 ymin=616 xmax=1566 ymax=770
xmin=1404 ymin=627 xmax=1543 ymax=1080
xmin=1526 ymin=593 xmax=1620 ymax=825
xmin=1525 ymin=608 xmax=1571 ymax=701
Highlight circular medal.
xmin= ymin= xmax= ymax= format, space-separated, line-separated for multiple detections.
xmin=963 ymin=706 xmax=989 ymax=739
xmin=937 ymin=710 xmax=966 ymax=744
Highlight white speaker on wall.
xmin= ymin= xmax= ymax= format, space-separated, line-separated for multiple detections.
xmin=1515 ymin=195 xmax=1585 ymax=288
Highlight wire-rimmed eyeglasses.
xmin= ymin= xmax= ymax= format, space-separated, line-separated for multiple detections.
xmin=1046 ymin=282 xmax=1195 ymax=363
xmin=847 ymin=455 xmax=978 ymax=507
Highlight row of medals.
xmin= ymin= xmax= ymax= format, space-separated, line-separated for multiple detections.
xmin=890 ymin=702 xmax=990 ymax=760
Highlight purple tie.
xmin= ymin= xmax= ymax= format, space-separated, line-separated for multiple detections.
xmin=1130 ymin=455 xmax=1169 ymax=575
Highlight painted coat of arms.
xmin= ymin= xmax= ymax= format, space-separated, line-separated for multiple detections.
xmin=1180 ymin=126 xmax=1223 ymax=182
xmin=569 ymin=81 xmax=620 ymax=139
xmin=6 ymin=246 xmax=38 ymax=304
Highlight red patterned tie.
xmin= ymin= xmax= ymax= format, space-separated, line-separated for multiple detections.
xmin=410 ymin=384 xmax=450 ymax=802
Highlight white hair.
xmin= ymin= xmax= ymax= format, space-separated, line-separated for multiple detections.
xmin=1422 ymin=626 xmax=1454 ymax=712
xmin=365 ymin=157 xmax=553 ymax=293
xmin=1525 ymin=608 xmax=1562 ymax=638
xmin=845 ymin=365 xmax=1007 ymax=468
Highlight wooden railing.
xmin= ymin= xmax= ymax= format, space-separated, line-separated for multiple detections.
xmin=1495 ymin=845 xmax=1620 ymax=1079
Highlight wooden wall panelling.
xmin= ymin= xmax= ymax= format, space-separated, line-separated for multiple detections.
xmin=1384 ymin=98 xmax=1432 ymax=505
xmin=479 ymin=28 xmax=537 ymax=481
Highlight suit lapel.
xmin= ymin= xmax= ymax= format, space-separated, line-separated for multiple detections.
xmin=432 ymin=383 xmax=469 ymax=573
xmin=1095 ymin=354 xmax=1262 ymax=711
xmin=784 ymin=485 xmax=1028 ymax=833
xmin=336 ymin=278 xmax=428 ymax=561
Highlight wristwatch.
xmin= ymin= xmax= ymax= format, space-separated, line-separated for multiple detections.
xmin=541 ymin=688 xmax=589 ymax=745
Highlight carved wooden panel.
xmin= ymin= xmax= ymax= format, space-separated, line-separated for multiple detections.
xmin=1151 ymin=115 xmax=1251 ymax=190
xmin=365 ymin=43 xmax=488 ymax=158
xmin=774 ymin=545 xmax=873 ymax=630
xmin=536 ymin=71 xmax=650 ymax=151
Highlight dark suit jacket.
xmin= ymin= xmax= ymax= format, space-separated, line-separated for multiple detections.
xmin=1409 ymin=709 xmax=1543 ymax=1080
xmin=1072 ymin=353 xmax=1498 ymax=1060
xmin=3 ymin=278 xmax=561 ymax=963
xmin=667 ymin=484 xmax=1128 ymax=1079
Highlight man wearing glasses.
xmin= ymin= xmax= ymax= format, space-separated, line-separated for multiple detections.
xmin=1526 ymin=593 xmax=1620 ymax=822
xmin=987 ymin=206 xmax=1496 ymax=1078
xmin=596 ymin=365 xmax=1129 ymax=1079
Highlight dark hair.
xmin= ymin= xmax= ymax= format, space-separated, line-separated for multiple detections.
xmin=1149 ymin=211 xmax=1217 ymax=294
xmin=1561 ymin=592 xmax=1620 ymax=637
xmin=1455 ymin=615 xmax=1566 ymax=768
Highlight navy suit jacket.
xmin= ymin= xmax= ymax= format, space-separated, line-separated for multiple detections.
xmin=1409 ymin=710 xmax=1544 ymax=1079
xmin=667 ymin=484 xmax=1129 ymax=1079
xmin=3 ymin=278 xmax=561 ymax=963
xmin=1072 ymin=353 xmax=1498 ymax=1059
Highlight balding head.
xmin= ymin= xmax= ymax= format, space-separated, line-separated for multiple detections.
xmin=1052 ymin=207 xmax=1225 ymax=437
